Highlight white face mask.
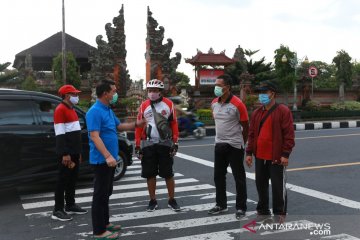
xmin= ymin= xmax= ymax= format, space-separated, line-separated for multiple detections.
xmin=69 ymin=96 xmax=79 ymax=105
xmin=148 ymin=92 xmax=161 ymax=101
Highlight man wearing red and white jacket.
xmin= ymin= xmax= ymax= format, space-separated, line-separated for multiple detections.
xmin=52 ymin=85 xmax=87 ymax=221
xmin=135 ymin=79 xmax=180 ymax=212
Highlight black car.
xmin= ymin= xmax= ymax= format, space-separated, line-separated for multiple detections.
xmin=0 ymin=88 xmax=133 ymax=188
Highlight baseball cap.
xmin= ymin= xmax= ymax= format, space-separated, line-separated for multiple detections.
xmin=58 ymin=85 xmax=81 ymax=95
xmin=256 ymin=80 xmax=278 ymax=93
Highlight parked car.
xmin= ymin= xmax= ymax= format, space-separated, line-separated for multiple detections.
xmin=0 ymin=88 xmax=133 ymax=188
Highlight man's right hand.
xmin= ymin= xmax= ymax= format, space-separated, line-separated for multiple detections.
xmin=62 ymin=155 xmax=71 ymax=167
xmin=135 ymin=146 xmax=143 ymax=160
xmin=245 ymin=156 xmax=253 ymax=168
xmin=105 ymin=155 xmax=117 ymax=168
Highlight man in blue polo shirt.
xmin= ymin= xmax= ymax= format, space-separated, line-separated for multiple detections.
xmin=86 ymin=80 xmax=145 ymax=240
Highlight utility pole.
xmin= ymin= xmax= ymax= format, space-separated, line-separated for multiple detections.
xmin=62 ymin=0 xmax=66 ymax=84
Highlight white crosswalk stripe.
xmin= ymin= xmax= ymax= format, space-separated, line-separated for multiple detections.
xmin=19 ymin=158 xmax=360 ymax=240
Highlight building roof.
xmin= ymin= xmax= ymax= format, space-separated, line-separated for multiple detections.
xmin=13 ymin=32 xmax=96 ymax=71
xmin=185 ymin=50 xmax=235 ymax=66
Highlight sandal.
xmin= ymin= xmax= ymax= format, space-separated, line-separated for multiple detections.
xmin=94 ymin=231 xmax=118 ymax=240
xmin=106 ymin=224 xmax=122 ymax=231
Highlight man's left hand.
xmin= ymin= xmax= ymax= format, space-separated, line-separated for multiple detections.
xmin=170 ymin=143 xmax=178 ymax=157
xmin=280 ymin=157 xmax=288 ymax=167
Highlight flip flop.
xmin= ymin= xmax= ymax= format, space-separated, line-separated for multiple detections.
xmin=106 ymin=224 xmax=122 ymax=231
xmin=94 ymin=231 xmax=118 ymax=240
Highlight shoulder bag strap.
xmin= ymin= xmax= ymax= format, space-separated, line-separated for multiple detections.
xmin=150 ymin=102 xmax=159 ymax=125
xmin=258 ymin=103 xmax=279 ymax=135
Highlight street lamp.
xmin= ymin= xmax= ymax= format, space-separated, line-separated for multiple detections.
xmin=282 ymin=53 xmax=309 ymax=111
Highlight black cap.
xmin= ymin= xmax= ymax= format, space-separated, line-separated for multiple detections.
xmin=256 ymin=80 xmax=278 ymax=93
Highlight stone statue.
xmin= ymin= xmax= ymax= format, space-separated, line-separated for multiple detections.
xmin=25 ymin=53 xmax=33 ymax=71
xmin=233 ymin=45 xmax=246 ymax=63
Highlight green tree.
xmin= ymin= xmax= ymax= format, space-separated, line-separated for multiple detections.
xmin=21 ymin=75 xmax=39 ymax=91
xmin=225 ymin=47 xmax=273 ymax=86
xmin=352 ymin=61 xmax=360 ymax=81
xmin=332 ymin=50 xmax=352 ymax=102
xmin=0 ymin=62 xmax=18 ymax=84
xmin=52 ymin=52 xmax=81 ymax=89
xmin=173 ymin=71 xmax=191 ymax=88
xmin=298 ymin=61 xmax=337 ymax=89
xmin=274 ymin=44 xmax=296 ymax=104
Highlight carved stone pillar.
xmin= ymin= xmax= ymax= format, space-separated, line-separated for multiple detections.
xmin=145 ymin=7 xmax=181 ymax=95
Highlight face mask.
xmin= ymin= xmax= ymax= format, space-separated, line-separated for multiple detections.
xmin=259 ymin=93 xmax=271 ymax=105
xmin=69 ymin=96 xmax=79 ymax=105
xmin=214 ymin=86 xmax=223 ymax=97
xmin=110 ymin=93 xmax=118 ymax=104
xmin=148 ymin=92 xmax=161 ymax=101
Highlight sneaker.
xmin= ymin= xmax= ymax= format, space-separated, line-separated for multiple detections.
xmin=168 ymin=198 xmax=181 ymax=212
xmin=208 ymin=205 xmax=228 ymax=215
xmin=235 ymin=209 xmax=246 ymax=219
xmin=51 ymin=210 xmax=73 ymax=221
xmin=255 ymin=213 xmax=272 ymax=223
xmin=65 ymin=204 xmax=88 ymax=215
xmin=146 ymin=199 xmax=158 ymax=212
xmin=272 ymin=214 xmax=286 ymax=224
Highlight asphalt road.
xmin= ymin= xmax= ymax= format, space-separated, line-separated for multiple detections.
xmin=1 ymin=128 xmax=360 ymax=240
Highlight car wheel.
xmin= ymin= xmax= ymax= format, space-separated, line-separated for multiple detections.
xmin=114 ymin=151 xmax=127 ymax=181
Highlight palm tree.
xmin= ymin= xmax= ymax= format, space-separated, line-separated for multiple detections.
xmin=226 ymin=46 xmax=273 ymax=86
xmin=0 ymin=62 xmax=18 ymax=84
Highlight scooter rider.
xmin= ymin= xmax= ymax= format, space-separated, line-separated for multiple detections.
xmin=135 ymin=79 xmax=181 ymax=212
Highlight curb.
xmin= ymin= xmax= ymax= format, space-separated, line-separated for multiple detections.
xmin=126 ymin=120 xmax=360 ymax=140
xmin=293 ymin=120 xmax=360 ymax=131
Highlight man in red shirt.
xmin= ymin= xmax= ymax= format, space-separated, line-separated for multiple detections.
xmin=52 ymin=85 xmax=87 ymax=221
xmin=245 ymin=80 xmax=295 ymax=223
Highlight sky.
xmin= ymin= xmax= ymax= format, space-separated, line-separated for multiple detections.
xmin=2 ymin=0 xmax=360 ymax=84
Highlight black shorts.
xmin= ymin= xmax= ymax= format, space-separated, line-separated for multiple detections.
xmin=141 ymin=144 xmax=174 ymax=178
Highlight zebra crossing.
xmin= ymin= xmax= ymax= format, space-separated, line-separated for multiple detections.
xmin=19 ymin=157 xmax=360 ymax=240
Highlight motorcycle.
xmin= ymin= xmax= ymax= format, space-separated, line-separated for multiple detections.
xmin=177 ymin=112 xmax=206 ymax=139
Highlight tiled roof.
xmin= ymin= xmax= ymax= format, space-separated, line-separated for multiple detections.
xmin=13 ymin=32 xmax=95 ymax=70
xmin=185 ymin=52 xmax=235 ymax=66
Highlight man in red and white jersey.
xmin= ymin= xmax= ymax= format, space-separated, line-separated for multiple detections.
xmin=52 ymin=84 xmax=87 ymax=221
xmin=135 ymin=79 xmax=181 ymax=212
xmin=208 ymin=74 xmax=249 ymax=220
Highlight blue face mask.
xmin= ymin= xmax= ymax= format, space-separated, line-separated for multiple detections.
xmin=110 ymin=93 xmax=118 ymax=104
xmin=259 ymin=94 xmax=271 ymax=105
xmin=214 ymin=86 xmax=223 ymax=97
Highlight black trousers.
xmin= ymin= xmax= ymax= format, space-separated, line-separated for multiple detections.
xmin=92 ymin=164 xmax=115 ymax=235
xmin=54 ymin=154 xmax=80 ymax=211
xmin=255 ymin=158 xmax=287 ymax=215
xmin=141 ymin=144 xmax=174 ymax=178
xmin=214 ymin=143 xmax=247 ymax=211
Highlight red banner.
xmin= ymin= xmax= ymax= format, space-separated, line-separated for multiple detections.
xmin=199 ymin=69 xmax=224 ymax=85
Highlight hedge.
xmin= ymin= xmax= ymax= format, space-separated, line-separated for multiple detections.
xmin=299 ymin=110 xmax=360 ymax=119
